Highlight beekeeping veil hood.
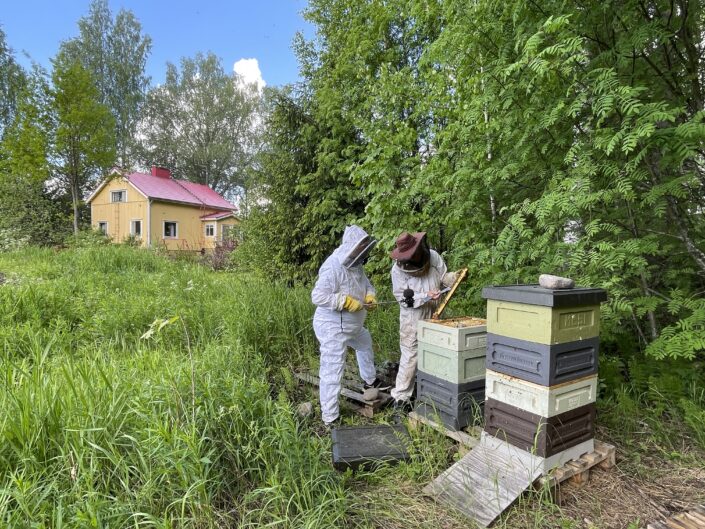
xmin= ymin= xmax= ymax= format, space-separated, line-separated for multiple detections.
xmin=337 ymin=225 xmax=377 ymax=268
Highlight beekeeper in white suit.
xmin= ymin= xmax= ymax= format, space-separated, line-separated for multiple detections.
xmin=311 ymin=225 xmax=389 ymax=425
xmin=390 ymin=232 xmax=458 ymax=415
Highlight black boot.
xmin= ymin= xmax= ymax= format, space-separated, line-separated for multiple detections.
xmin=363 ymin=377 xmax=392 ymax=392
xmin=391 ymin=399 xmax=412 ymax=424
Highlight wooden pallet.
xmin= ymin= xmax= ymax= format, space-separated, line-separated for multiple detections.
xmin=648 ymin=505 xmax=705 ymax=529
xmin=295 ymin=371 xmax=392 ymax=418
xmin=538 ymin=440 xmax=616 ymax=489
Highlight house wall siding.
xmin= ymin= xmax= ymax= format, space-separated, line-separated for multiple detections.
xmin=90 ymin=177 xmax=148 ymax=246
xmin=152 ymin=201 xmax=213 ymax=251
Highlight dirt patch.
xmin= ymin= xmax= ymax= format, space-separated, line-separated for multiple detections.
xmin=555 ymin=450 xmax=704 ymax=528
xmin=498 ymin=439 xmax=705 ymax=529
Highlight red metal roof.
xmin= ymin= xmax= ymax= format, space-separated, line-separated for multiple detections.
xmin=125 ymin=171 xmax=235 ymax=210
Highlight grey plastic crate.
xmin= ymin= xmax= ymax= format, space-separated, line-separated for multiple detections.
xmin=481 ymin=284 xmax=608 ymax=308
xmin=416 ymin=370 xmax=486 ymax=411
xmin=331 ymin=425 xmax=411 ymax=471
xmin=417 ymin=317 xmax=487 ymax=351
xmin=486 ymin=334 xmax=599 ymax=386
xmin=414 ymin=401 xmax=483 ymax=431
xmin=415 ymin=370 xmax=485 ymax=430
xmin=484 ymin=398 xmax=596 ymax=458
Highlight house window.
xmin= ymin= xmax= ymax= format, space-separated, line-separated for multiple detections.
xmin=163 ymin=221 xmax=178 ymax=238
xmin=98 ymin=222 xmax=108 ymax=234
xmin=111 ymin=190 xmax=126 ymax=203
xmin=222 ymin=224 xmax=241 ymax=242
xmin=131 ymin=220 xmax=142 ymax=237
xmin=205 ymin=224 xmax=215 ymax=237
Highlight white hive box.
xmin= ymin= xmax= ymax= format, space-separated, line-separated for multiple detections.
xmin=417 ymin=317 xmax=487 ymax=351
xmin=485 ymin=370 xmax=597 ymax=418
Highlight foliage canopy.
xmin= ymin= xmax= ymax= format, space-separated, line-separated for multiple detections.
xmin=244 ymin=0 xmax=705 ymax=362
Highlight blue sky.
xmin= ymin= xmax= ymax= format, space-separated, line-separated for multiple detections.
xmin=2 ymin=0 xmax=314 ymax=87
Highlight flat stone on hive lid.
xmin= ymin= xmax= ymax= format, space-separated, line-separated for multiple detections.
xmin=539 ymin=274 xmax=575 ymax=289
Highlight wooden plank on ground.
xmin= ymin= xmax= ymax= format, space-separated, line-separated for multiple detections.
xmin=648 ymin=522 xmax=672 ymax=529
xmin=423 ymin=433 xmax=542 ymax=528
xmin=294 ymin=371 xmax=391 ymax=418
xmin=648 ymin=504 xmax=705 ymax=529
xmin=408 ymin=411 xmax=479 ymax=449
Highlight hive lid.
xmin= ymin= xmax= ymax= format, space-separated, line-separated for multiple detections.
xmin=331 ymin=425 xmax=411 ymax=471
xmin=481 ymin=284 xmax=607 ymax=307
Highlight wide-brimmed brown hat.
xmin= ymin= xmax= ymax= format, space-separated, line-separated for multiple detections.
xmin=390 ymin=232 xmax=427 ymax=261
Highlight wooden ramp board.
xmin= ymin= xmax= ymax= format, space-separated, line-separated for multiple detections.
xmin=423 ymin=433 xmax=615 ymax=527
xmin=294 ymin=371 xmax=392 ymax=418
xmin=648 ymin=505 xmax=705 ymax=529
xmin=423 ymin=433 xmax=543 ymax=528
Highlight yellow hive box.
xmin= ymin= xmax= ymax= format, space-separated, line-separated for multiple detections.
xmin=486 ymin=300 xmax=601 ymax=345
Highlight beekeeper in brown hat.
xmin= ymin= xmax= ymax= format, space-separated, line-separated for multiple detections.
xmin=389 ymin=232 xmax=459 ymax=417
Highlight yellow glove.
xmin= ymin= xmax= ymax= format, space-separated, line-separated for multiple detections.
xmin=364 ymin=294 xmax=377 ymax=311
xmin=343 ymin=295 xmax=363 ymax=312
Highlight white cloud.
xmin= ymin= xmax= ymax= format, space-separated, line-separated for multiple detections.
xmin=233 ymin=58 xmax=266 ymax=92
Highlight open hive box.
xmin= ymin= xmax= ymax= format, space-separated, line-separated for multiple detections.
xmin=415 ymin=315 xmax=488 ymax=430
xmin=430 ymin=316 xmax=487 ymax=328
xmin=417 ymin=317 xmax=487 ymax=351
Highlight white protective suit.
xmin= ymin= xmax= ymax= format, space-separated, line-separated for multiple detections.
xmin=391 ymin=250 xmax=456 ymax=402
xmin=311 ymin=225 xmax=377 ymax=424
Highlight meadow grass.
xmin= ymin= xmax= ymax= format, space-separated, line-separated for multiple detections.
xmin=1 ymin=245 xmax=702 ymax=529
xmin=0 ymin=245 xmax=460 ymax=528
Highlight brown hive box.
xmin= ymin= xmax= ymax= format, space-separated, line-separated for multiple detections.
xmin=484 ymin=398 xmax=596 ymax=458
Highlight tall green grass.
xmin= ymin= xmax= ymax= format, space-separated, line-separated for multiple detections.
xmin=0 ymin=245 xmax=458 ymax=528
xmin=4 ymin=245 xmax=699 ymax=528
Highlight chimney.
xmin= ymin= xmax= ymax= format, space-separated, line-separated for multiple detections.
xmin=151 ymin=166 xmax=171 ymax=178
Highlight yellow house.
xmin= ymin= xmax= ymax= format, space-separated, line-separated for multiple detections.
xmin=88 ymin=167 xmax=239 ymax=251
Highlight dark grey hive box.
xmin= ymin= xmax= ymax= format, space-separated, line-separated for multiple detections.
xmin=415 ymin=370 xmax=485 ymax=430
xmin=485 ymin=333 xmax=599 ymax=386
xmin=331 ymin=425 xmax=411 ymax=471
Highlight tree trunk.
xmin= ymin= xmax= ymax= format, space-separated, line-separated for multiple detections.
xmin=646 ymin=157 xmax=705 ymax=275
xmin=71 ymin=180 xmax=80 ymax=235
xmin=626 ymin=200 xmax=659 ymax=340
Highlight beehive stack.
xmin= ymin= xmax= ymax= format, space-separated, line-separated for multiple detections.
xmin=413 ymin=317 xmax=487 ymax=430
xmin=480 ymin=285 xmax=608 ymax=473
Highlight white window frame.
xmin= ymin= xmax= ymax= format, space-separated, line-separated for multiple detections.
xmin=111 ymin=189 xmax=127 ymax=203
xmin=205 ymin=223 xmax=216 ymax=237
xmin=130 ymin=219 xmax=142 ymax=238
xmin=163 ymin=221 xmax=178 ymax=239
xmin=98 ymin=221 xmax=108 ymax=234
